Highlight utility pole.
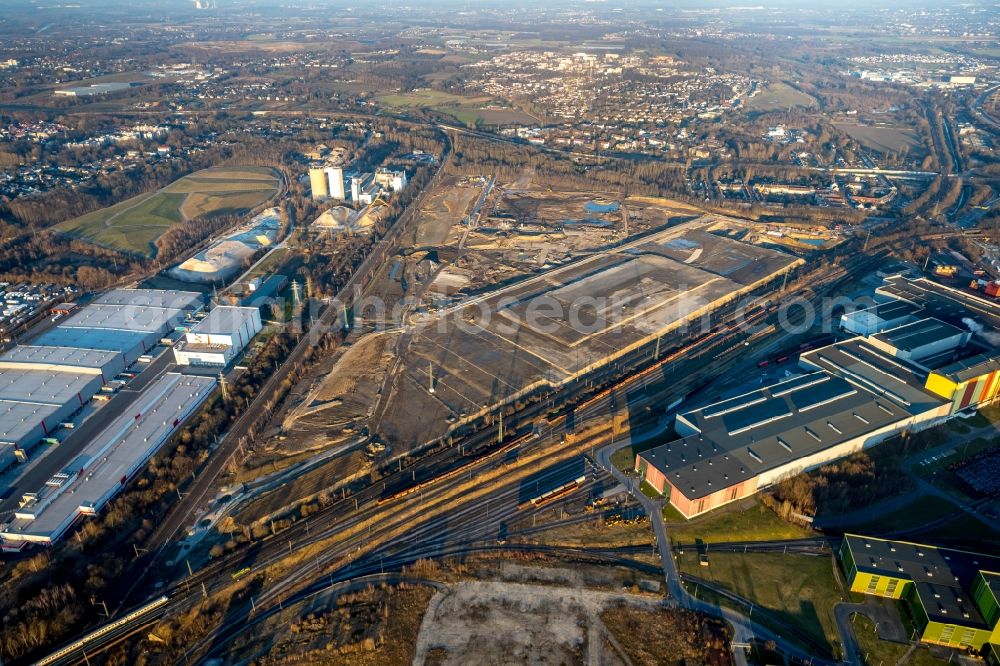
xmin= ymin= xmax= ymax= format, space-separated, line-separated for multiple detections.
xmin=863 ymin=229 xmax=872 ymax=252
xmin=498 ymin=410 xmax=503 ymax=443
xmin=218 ymin=371 xmax=228 ymax=401
xmin=428 ymin=363 xmax=435 ymax=394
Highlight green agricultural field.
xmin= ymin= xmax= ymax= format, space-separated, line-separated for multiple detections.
xmin=835 ymin=123 xmax=924 ymax=154
xmin=747 ymin=82 xmax=818 ymax=112
xmin=56 ymin=166 xmax=279 ymax=257
xmin=376 ymin=89 xmax=534 ymax=127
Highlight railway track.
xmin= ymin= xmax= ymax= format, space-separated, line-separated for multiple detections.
xmin=34 ymin=188 xmax=886 ymax=666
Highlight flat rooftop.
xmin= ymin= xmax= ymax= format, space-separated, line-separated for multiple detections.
xmin=0 ymin=367 xmax=98 ymax=406
xmin=870 ymin=318 xmax=966 ymax=356
xmin=93 ymin=289 xmax=202 ymax=311
xmin=0 ymin=345 xmax=120 ymax=373
xmin=871 ymin=300 xmax=921 ymax=320
xmin=190 ymin=306 xmax=258 ymax=336
xmin=878 ymin=276 xmax=1000 ymax=329
xmin=34 ymin=327 xmax=152 ymax=355
xmin=800 ymin=339 xmax=946 ymax=415
xmin=0 ymin=365 xmax=104 ymax=445
xmin=845 ymin=534 xmax=1000 ymax=627
xmin=0 ymin=373 xmax=216 ymax=543
xmin=0 ymin=401 xmax=64 ymax=445
xmin=175 ymin=340 xmax=231 ymax=354
xmin=32 ymin=289 xmax=203 ymax=354
xmin=642 ymin=372 xmax=907 ymax=501
xmin=843 ymin=300 xmax=919 ymax=327
xmin=930 ymin=350 xmax=1000 ymax=384
xmin=49 ymin=303 xmax=184 ymax=334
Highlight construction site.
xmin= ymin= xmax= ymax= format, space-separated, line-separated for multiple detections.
xmin=266 ymin=173 xmax=804 ymax=470
xmin=374 ymin=215 xmax=801 ymax=448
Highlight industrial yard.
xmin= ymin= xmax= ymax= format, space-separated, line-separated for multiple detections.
xmin=170 ymin=207 xmax=282 ymax=284
xmin=405 ymin=178 xmax=707 ymax=304
xmin=0 ymin=288 xmax=265 ymax=551
xmin=270 ymin=208 xmax=801 ymax=461
xmin=374 ymin=215 xmax=800 ymax=448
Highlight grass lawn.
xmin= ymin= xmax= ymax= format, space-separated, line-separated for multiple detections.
xmin=834 ymin=123 xmax=923 ymax=154
xmin=56 ymin=166 xmax=279 ymax=257
xmin=376 ymin=88 xmax=533 ymax=127
xmin=609 ymin=431 xmax=675 ymax=474
xmin=851 ymin=614 xmax=911 ymax=665
xmin=666 ymin=498 xmax=813 ymax=545
xmin=847 ymin=495 xmax=958 ymax=534
xmin=847 ymin=494 xmax=1000 ymax=551
xmin=679 ymin=551 xmax=845 ymax=654
xmin=917 ymin=437 xmax=996 ymax=475
xmin=639 ymin=480 xmax=662 ymax=499
xmin=245 ymin=247 xmax=290 ymax=280
xmin=747 ymin=82 xmax=817 ymax=111
xmin=377 ymin=89 xmax=488 ymax=109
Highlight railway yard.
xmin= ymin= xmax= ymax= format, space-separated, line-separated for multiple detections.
xmin=8 ymin=2 xmax=1000 ymax=664
xmin=16 ymin=140 xmax=1000 ymax=666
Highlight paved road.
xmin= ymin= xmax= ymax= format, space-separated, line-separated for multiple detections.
xmin=0 ymin=348 xmax=175 ymax=516
xmin=595 ymin=438 xmax=842 ymax=666
xmin=113 ymin=133 xmax=456 ymax=612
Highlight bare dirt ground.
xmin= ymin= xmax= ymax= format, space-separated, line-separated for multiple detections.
xmin=413 ymin=175 xmax=486 ymax=247
xmin=214 ymin=582 xmax=438 ymax=666
xmin=412 ymin=565 xmax=666 ymax=666
xmin=281 ymin=331 xmax=397 ymax=442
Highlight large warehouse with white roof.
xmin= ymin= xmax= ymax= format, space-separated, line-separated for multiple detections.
xmin=0 ymin=346 xmax=124 ymax=455
xmin=173 ymin=306 xmax=262 ymax=367
xmin=34 ymin=289 xmax=203 ymax=363
xmin=0 ymin=373 xmax=216 ymax=545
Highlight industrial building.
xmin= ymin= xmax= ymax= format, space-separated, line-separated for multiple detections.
xmin=34 ymin=289 xmax=203 ymax=363
xmin=173 ymin=306 xmax=262 ymax=367
xmin=309 ymin=166 xmax=347 ymax=201
xmin=374 ymin=167 xmax=407 ymax=193
xmin=0 ymin=346 xmax=125 ymax=456
xmin=867 ymin=318 xmax=971 ymax=365
xmin=925 ymin=353 xmax=1000 ymax=414
xmin=636 ymin=371 xmax=949 ymax=518
xmin=839 ymin=300 xmax=918 ymax=336
xmin=351 ymin=173 xmax=381 ymax=205
xmin=309 ymin=167 xmax=329 ymax=200
xmin=0 ymin=443 xmax=18 ymax=474
xmin=327 ymin=166 xmax=346 ymax=199
xmin=840 ymin=534 xmax=1000 ymax=653
xmin=637 ymin=273 xmax=1000 ymax=519
xmin=877 ymin=274 xmax=1000 ymax=329
xmin=0 ymin=373 xmax=216 ymax=547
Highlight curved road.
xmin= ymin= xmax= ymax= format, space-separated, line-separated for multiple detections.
xmin=595 ymin=438 xmax=849 ymax=666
